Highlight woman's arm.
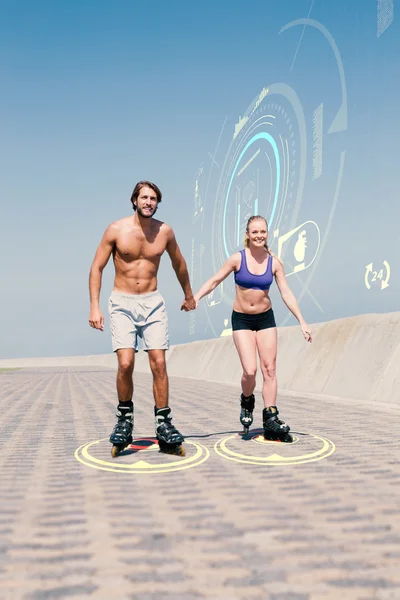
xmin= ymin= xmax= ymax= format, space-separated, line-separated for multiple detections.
xmin=194 ymin=254 xmax=239 ymax=304
xmin=273 ymin=258 xmax=312 ymax=342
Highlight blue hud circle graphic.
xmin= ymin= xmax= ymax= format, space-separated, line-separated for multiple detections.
xmin=210 ymin=88 xmax=304 ymax=314
xmin=191 ymin=17 xmax=347 ymax=339
xmin=222 ymin=131 xmax=281 ymax=259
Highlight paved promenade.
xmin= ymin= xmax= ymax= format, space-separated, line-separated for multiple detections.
xmin=1 ymin=366 xmax=400 ymax=600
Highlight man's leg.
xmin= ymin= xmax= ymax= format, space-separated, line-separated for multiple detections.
xmin=147 ymin=349 xmax=184 ymax=451
xmin=116 ymin=348 xmax=135 ymax=402
xmin=108 ymin=292 xmax=138 ymax=455
xmin=114 ymin=347 xmax=135 ymax=423
xmin=143 ymin=294 xmax=169 ymax=408
xmin=147 ymin=349 xmax=168 ymax=409
xmin=141 ymin=296 xmax=183 ymax=451
xmin=109 ymin=349 xmax=135 ymax=454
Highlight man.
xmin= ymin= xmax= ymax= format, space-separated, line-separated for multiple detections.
xmin=89 ymin=180 xmax=196 ymax=457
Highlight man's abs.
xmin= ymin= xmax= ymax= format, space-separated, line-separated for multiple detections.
xmin=113 ymin=256 xmax=162 ymax=295
xmin=111 ymin=218 xmax=169 ymax=294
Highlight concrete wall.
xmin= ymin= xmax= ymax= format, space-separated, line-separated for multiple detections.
xmin=1 ymin=312 xmax=399 ymax=403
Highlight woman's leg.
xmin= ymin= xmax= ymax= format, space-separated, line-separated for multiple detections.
xmin=255 ymin=327 xmax=278 ymax=408
xmin=232 ymin=329 xmax=257 ymax=396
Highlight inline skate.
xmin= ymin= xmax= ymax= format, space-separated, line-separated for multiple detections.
xmin=155 ymin=407 xmax=185 ymax=456
xmin=110 ymin=404 xmax=134 ymax=457
xmin=240 ymin=393 xmax=255 ymax=435
xmin=262 ymin=406 xmax=293 ymax=443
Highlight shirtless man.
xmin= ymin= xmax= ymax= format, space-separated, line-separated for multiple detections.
xmin=89 ymin=180 xmax=196 ymax=456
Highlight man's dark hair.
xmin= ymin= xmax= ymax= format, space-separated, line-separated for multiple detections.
xmin=130 ymin=181 xmax=162 ymax=211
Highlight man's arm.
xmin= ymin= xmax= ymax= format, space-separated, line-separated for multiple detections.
xmin=88 ymin=223 xmax=117 ymax=330
xmin=165 ymin=227 xmax=196 ymax=310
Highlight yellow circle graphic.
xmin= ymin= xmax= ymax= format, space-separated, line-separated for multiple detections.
xmin=214 ymin=431 xmax=335 ymax=466
xmin=75 ymin=437 xmax=210 ymax=474
xmin=252 ymin=434 xmax=300 ymax=445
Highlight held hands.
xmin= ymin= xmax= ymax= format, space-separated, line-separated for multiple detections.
xmin=89 ymin=308 xmax=104 ymax=331
xmin=181 ymin=295 xmax=197 ymax=312
xmin=301 ymin=322 xmax=312 ymax=343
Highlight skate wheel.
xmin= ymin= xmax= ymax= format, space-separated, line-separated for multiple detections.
xmin=263 ymin=433 xmax=278 ymax=442
xmin=243 ymin=426 xmax=249 ymax=435
xmin=111 ymin=445 xmax=123 ymax=458
xmin=159 ymin=444 xmax=186 ymax=457
xmin=282 ymin=433 xmax=293 ymax=443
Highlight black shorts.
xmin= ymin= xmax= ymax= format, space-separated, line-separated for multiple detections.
xmin=231 ymin=308 xmax=276 ymax=332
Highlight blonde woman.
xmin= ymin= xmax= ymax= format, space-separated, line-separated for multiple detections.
xmin=194 ymin=215 xmax=312 ymax=441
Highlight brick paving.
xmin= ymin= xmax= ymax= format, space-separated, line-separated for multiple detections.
xmin=0 ymin=366 xmax=400 ymax=600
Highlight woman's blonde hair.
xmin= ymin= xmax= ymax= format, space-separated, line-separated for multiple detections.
xmin=244 ymin=215 xmax=283 ymax=265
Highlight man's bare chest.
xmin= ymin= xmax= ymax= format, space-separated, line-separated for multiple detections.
xmin=115 ymin=232 xmax=167 ymax=262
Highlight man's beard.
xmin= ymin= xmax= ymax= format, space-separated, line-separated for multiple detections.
xmin=136 ymin=205 xmax=158 ymax=218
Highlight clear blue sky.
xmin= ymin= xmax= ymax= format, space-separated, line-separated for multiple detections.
xmin=0 ymin=0 xmax=398 ymax=358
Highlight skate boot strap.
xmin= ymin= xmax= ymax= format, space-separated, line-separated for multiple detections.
xmin=115 ymin=410 xmax=133 ymax=420
xmin=263 ymin=413 xmax=285 ymax=426
xmin=156 ymin=420 xmax=184 ymax=443
xmin=264 ymin=406 xmax=279 ymax=415
xmin=113 ymin=422 xmax=132 ymax=434
xmin=240 ymin=395 xmax=255 ymax=410
xmin=264 ymin=415 xmax=287 ymax=426
xmin=241 ymin=411 xmax=253 ymax=420
xmin=157 ymin=421 xmax=178 ymax=435
xmin=263 ymin=410 xmax=278 ymax=419
xmin=263 ymin=409 xmax=290 ymax=433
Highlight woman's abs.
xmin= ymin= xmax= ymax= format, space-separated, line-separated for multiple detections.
xmin=233 ymin=287 xmax=272 ymax=314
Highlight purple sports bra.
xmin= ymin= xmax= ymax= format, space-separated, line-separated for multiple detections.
xmin=234 ymin=249 xmax=274 ymax=291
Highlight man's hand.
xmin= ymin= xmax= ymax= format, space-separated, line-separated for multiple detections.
xmin=89 ymin=308 xmax=104 ymax=331
xmin=181 ymin=296 xmax=197 ymax=312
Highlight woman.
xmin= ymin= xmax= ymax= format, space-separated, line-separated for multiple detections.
xmin=194 ymin=215 xmax=312 ymax=441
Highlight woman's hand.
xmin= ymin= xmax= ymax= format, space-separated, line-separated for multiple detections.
xmin=301 ymin=322 xmax=312 ymax=343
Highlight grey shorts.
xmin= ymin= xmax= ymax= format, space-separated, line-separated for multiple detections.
xmin=108 ymin=290 xmax=169 ymax=352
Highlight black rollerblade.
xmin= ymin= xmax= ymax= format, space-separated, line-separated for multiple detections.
xmin=240 ymin=393 xmax=255 ymax=434
xmin=155 ymin=407 xmax=185 ymax=456
xmin=262 ymin=406 xmax=293 ymax=443
xmin=110 ymin=405 xmax=134 ymax=458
